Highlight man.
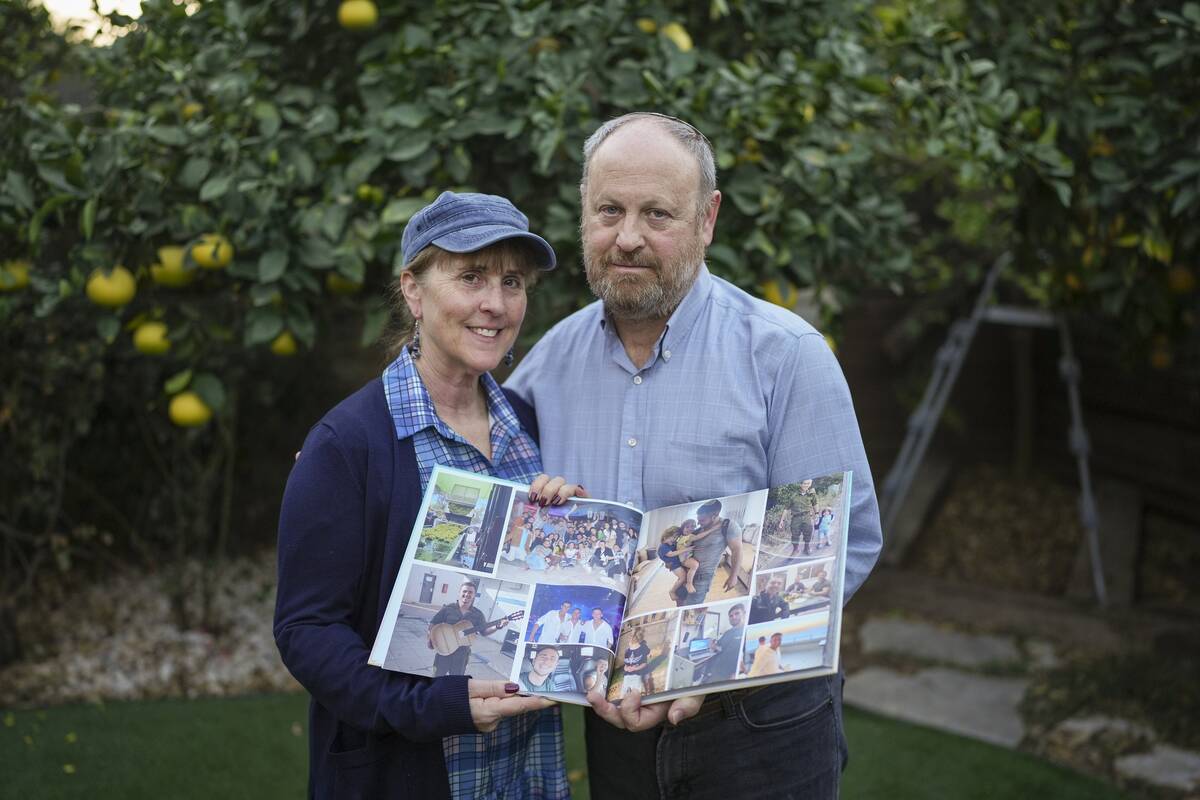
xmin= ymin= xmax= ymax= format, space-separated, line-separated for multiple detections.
xmin=519 ymin=645 xmax=561 ymax=692
xmin=532 ymin=600 xmax=573 ymax=644
xmin=581 ymin=606 xmax=615 ymax=650
xmin=510 ymin=112 xmax=882 ymax=798
xmin=699 ymin=603 xmax=745 ymax=683
xmin=426 ymin=579 xmax=509 ymax=677
xmin=809 ymin=567 xmax=832 ymax=598
xmin=678 ymin=498 xmax=742 ymax=605
xmin=748 ymin=632 xmax=785 ymax=677
xmin=790 ymin=479 xmax=819 ymax=556
xmin=559 ymin=607 xmax=584 ymax=644
xmin=749 ymin=575 xmax=790 ymax=624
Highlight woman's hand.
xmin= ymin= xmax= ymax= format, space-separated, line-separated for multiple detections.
xmin=468 ymin=679 xmax=555 ymax=733
xmin=528 ymin=474 xmax=589 ymax=507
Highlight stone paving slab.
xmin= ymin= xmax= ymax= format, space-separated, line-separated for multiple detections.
xmin=1115 ymin=744 xmax=1200 ymax=792
xmin=845 ymin=666 xmax=1029 ymax=748
xmin=859 ymin=617 xmax=1022 ymax=668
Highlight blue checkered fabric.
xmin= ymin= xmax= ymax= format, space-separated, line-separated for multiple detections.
xmin=382 ymin=346 xmax=568 ymax=800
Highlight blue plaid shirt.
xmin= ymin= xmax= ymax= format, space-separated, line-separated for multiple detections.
xmin=382 ymin=347 xmax=568 ymax=800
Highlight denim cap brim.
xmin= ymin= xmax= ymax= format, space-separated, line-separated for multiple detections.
xmin=400 ymin=190 xmax=557 ymax=270
xmin=431 ymin=225 xmax=557 ymax=270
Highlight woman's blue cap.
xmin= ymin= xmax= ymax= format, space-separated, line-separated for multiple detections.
xmin=400 ymin=191 xmax=557 ymax=270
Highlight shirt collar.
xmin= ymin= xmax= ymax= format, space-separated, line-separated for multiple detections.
xmin=596 ymin=262 xmax=714 ymax=359
xmin=382 ymin=346 xmax=523 ymax=450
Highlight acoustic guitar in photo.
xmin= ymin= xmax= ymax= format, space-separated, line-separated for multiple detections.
xmin=428 ymin=611 xmax=525 ymax=656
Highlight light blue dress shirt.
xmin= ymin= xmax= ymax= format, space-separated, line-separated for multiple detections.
xmin=507 ymin=265 xmax=882 ymax=600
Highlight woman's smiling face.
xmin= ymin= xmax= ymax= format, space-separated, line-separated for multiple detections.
xmin=402 ymin=246 xmax=532 ymax=379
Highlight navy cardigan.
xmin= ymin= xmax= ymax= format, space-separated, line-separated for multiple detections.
xmin=274 ymin=378 xmax=540 ymax=799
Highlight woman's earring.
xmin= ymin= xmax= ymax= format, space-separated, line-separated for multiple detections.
xmin=410 ymin=319 xmax=422 ymax=359
xmin=504 ymin=347 xmax=514 ymax=367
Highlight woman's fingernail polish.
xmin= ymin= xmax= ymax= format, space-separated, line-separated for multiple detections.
xmin=505 ymin=683 xmax=520 ymax=694
xmin=529 ymin=493 xmax=538 ymax=503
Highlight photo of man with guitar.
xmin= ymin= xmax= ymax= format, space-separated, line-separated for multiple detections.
xmin=427 ymin=579 xmax=524 ymax=676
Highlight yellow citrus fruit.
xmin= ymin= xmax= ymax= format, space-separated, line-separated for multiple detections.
xmin=759 ymin=280 xmax=799 ymax=308
xmin=191 ymin=234 xmax=233 ymax=270
xmin=169 ymin=391 xmax=213 ymax=427
xmin=86 ymin=266 xmax=137 ymax=308
xmin=325 ymin=272 xmax=363 ymax=296
xmin=661 ymin=22 xmax=693 ymax=52
xmin=338 ymin=0 xmax=378 ymax=29
xmin=132 ymin=321 xmax=171 ymax=355
xmin=0 ymin=259 xmax=31 ymax=292
xmin=182 ymin=102 xmax=203 ymax=120
xmin=355 ymin=183 xmax=376 ymax=202
xmin=1167 ymin=266 xmax=1195 ymax=295
xmin=150 ymin=246 xmax=194 ymax=287
xmin=636 ymin=18 xmax=657 ymax=33
xmin=270 ymin=330 xmax=298 ymax=356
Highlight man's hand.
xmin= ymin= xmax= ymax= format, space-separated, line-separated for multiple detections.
xmin=723 ymin=574 xmax=738 ymax=592
xmin=586 ymin=689 xmax=706 ymax=730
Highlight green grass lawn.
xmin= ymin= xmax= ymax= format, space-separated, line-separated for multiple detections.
xmin=1 ymin=693 xmax=1127 ymax=799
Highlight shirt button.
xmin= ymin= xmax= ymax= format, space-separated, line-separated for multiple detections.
xmin=633 ymin=375 xmax=643 ymax=385
xmin=663 ymin=350 xmax=672 ymax=360
xmin=627 ymin=437 xmax=638 ymax=447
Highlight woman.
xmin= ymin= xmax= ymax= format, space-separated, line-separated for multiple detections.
xmin=275 ymin=191 xmax=584 ymax=799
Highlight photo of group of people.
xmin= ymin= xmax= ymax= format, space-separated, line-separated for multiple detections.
xmin=496 ymin=495 xmax=642 ymax=590
xmin=628 ymin=490 xmax=767 ymax=617
xmin=757 ymin=475 xmax=846 ymax=571
xmin=522 ymin=584 xmax=623 ymax=649
xmin=749 ymin=559 xmax=835 ymax=623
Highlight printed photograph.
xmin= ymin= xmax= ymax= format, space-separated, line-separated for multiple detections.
xmin=380 ymin=566 xmax=529 ymax=679
xmin=515 ymin=643 xmax=615 ymax=696
xmin=626 ymin=490 xmax=767 ymax=617
xmin=607 ymin=610 xmax=678 ymax=704
xmin=414 ymin=471 xmax=514 ymax=573
xmin=522 ymin=584 xmax=625 ymax=649
xmin=667 ymin=600 xmax=749 ymax=691
xmin=756 ymin=473 xmax=847 ymax=571
xmin=741 ymin=608 xmax=833 ymax=678
xmin=496 ymin=497 xmax=642 ymax=590
xmin=747 ymin=560 xmax=835 ymax=624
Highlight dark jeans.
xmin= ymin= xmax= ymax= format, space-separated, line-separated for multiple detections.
xmin=585 ymin=673 xmax=847 ymax=800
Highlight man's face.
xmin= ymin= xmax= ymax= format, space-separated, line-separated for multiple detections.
xmin=728 ymin=606 xmax=744 ymax=627
xmin=457 ymin=584 xmax=476 ymax=607
xmin=532 ymin=647 xmax=559 ymax=677
xmin=581 ymin=121 xmax=720 ymax=321
xmin=800 ymin=480 xmax=813 ymax=492
xmin=592 ymin=608 xmax=604 ymax=622
xmin=697 ymin=510 xmax=716 ymax=527
xmin=770 ymin=633 xmax=782 ymax=650
xmin=571 ymin=609 xmax=582 ymax=622
xmin=767 ymin=578 xmax=784 ymax=596
xmin=560 ymin=602 xmax=571 ymax=616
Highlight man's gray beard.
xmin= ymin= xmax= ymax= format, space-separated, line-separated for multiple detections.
xmin=583 ymin=241 xmax=706 ymax=321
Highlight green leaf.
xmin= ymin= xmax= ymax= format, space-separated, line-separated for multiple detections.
xmin=797 ymin=148 xmax=828 ymax=167
xmin=360 ymin=298 xmax=390 ymax=347
xmin=96 ymin=316 xmax=119 ymax=344
xmin=81 ymin=196 xmax=98 ymax=241
xmin=346 ymin=153 xmax=383 ymax=187
xmin=253 ymin=101 xmax=281 ymax=137
xmin=286 ymin=304 xmax=315 ymax=347
xmin=244 ymin=306 xmax=284 ymax=346
xmin=381 ymin=198 xmax=427 ymax=225
xmin=968 ymin=59 xmax=996 ymax=76
xmin=4 ymin=171 xmax=35 ymax=212
xmin=386 ymin=133 xmax=432 ymax=162
xmin=178 ymin=157 xmax=211 ymax=189
xmin=147 ymin=126 xmax=187 ymax=146
xmin=200 ymin=174 xmax=233 ymax=201
xmin=28 ymin=194 xmax=72 ymax=245
xmin=191 ymin=372 xmax=226 ymax=412
xmin=383 ymin=103 xmax=430 ymax=128
xmin=164 ymin=368 xmax=194 ymax=395
xmin=258 ymin=250 xmax=289 ymax=282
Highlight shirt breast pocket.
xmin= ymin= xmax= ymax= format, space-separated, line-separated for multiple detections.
xmin=650 ymin=439 xmax=762 ymax=502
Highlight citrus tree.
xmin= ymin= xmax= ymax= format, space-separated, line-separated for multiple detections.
xmin=1 ymin=0 xmax=1194 ymax=653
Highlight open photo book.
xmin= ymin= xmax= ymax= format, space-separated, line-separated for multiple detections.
xmin=369 ymin=465 xmax=852 ymax=706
